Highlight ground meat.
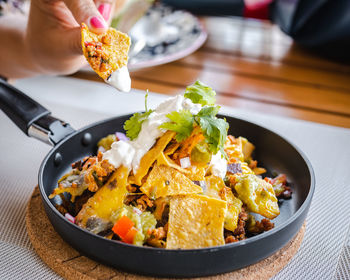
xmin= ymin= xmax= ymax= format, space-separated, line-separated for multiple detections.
xmin=248 ymin=218 xmax=275 ymax=234
xmin=218 ymin=186 xmax=232 ymax=200
xmin=85 ymin=41 xmax=110 ymax=73
xmin=97 ymin=151 xmax=103 ymax=162
xmin=233 ymin=210 xmax=248 ymax=239
xmin=82 ymin=157 xmax=97 ymax=170
xmin=146 ymin=225 xmax=168 ymax=248
xmin=71 ymin=160 xmax=83 ymax=171
xmin=225 ymin=235 xmax=238 ymax=243
xmin=136 ymin=195 xmax=154 ymax=211
xmin=83 ymin=159 xmax=115 ymax=192
xmin=124 ymin=194 xmax=141 ymax=206
xmin=126 ymin=184 xmax=137 ymax=193
xmin=148 ymin=226 xmax=167 ymax=240
xmin=225 ymin=207 xmax=249 ymax=243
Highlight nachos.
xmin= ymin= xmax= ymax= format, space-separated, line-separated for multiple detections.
xmin=81 ymin=23 xmax=131 ymax=80
xmin=50 ymin=81 xmax=292 ymax=249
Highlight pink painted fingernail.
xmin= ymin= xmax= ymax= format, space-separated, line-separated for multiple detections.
xmin=89 ymin=16 xmax=107 ymax=29
xmin=98 ymin=3 xmax=111 ymax=21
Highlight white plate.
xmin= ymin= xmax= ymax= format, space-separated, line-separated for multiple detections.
xmin=127 ymin=4 xmax=207 ymax=70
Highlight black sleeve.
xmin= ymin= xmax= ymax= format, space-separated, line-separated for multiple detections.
xmin=161 ymin=0 xmax=244 ymax=16
xmin=271 ymin=0 xmax=350 ymax=61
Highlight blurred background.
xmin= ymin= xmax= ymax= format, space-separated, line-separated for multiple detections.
xmin=4 ymin=0 xmax=348 ymax=127
xmin=96 ymin=0 xmax=350 ymax=128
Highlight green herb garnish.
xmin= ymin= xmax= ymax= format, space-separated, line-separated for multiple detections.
xmin=184 ymin=80 xmax=216 ymax=106
xmin=161 ymin=105 xmax=228 ymax=155
xmin=195 ymin=106 xmax=228 ymax=155
xmin=124 ymin=81 xmax=229 ymax=155
xmin=123 ymin=93 xmax=153 ymax=140
xmin=159 ymin=110 xmax=194 ymax=141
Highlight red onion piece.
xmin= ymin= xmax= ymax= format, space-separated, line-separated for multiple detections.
xmin=115 ymin=132 xmax=129 ymax=141
xmin=227 ymin=163 xmax=242 ymax=174
xmin=65 ymin=213 xmax=76 ymax=224
xmin=193 ymin=181 xmax=207 ymax=193
xmin=180 ymin=157 xmax=191 ymax=169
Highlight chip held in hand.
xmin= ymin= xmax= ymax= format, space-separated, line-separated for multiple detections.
xmin=81 ymin=23 xmax=131 ymax=92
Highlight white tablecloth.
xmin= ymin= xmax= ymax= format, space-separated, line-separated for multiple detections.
xmin=0 ymin=76 xmax=349 ymax=280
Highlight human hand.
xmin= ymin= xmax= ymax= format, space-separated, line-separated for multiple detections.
xmin=25 ymin=0 xmax=116 ymax=75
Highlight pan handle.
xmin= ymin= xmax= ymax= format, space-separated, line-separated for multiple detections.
xmin=0 ymin=78 xmax=75 ymax=146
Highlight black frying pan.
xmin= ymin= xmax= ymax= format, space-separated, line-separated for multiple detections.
xmin=0 ymin=78 xmax=315 ymax=278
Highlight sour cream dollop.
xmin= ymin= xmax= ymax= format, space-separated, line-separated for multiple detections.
xmin=103 ymin=95 xmax=202 ymax=173
xmin=106 ymin=66 xmax=131 ymax=92
xmin=209 ymin=152 xmax=227 ymax=179
xmin=103 ymin=94 xmax=228 ymax=178
xmin=103 ymin=140 xmax=135 ymax=170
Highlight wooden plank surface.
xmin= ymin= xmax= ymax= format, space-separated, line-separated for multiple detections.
xmin=72 ymin=16 xmax=350 ymax=128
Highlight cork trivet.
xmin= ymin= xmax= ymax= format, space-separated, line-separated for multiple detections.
xmin=26 ymin=186 xmax=305 ymax=280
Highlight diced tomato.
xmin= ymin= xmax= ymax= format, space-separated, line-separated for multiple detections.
xmin=84 ymin=41 xmax=95 ymax=47
xmin=264 ymin=177 xmax=272 ymax=184
xmin=122 ymin=227 xmax=138 ymax=244
xmin=112 ymin=216 xmax=134 ymax=239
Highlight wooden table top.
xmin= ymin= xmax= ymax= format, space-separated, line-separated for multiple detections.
xmin=73 ymin=16 xmax=350 ymax=128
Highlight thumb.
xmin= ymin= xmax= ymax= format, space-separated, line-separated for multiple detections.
xmin=63 ymin=0 xmax=108 ymax=33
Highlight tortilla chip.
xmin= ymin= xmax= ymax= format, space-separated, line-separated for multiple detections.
xmin=204 ymin=175 xmax=242 ymax=232
xmin=204 ymin=175 xmax=224 ymax=199
xmin=166 ymin=194 xmax=227 ymax=249
xmin=224 ymin=191 xmax=242 ymax=232
xmin=81 ymin=23 xmax=130 ymax=80
xmin=164 ymin=141 xmax=180 ymax=155
xmin=140 ymin=165 xmax=202 ymax=199
xmin=241 ymin=161 xmax=254 ymax=174
xmin=224 ymin=135 xmax=245 ymax=162
xmin=156 ymin=152 xmax=206 ymax=181
xmin=134 ymin=131 xmax=176 ymax=185
xmin=76 ymin=165 xmax=129 ymax=230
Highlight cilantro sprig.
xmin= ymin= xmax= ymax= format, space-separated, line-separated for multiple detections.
xmin=123 ymin=81 xmax=229 ymax=155
xmin=160 ymin=106 xmax=228 ymax=155
xmin=123 ymin=92 xmax=153 ymax=140
xmin=165 ymin=81 xmax=228 ymax=154
xmin=195 ymin=106 xmax=228 ymax=155
xmin=184 ymin=80 xmax=216 ymax=106
xmin=159 ymin=110 xmax=194 ymax=142
xmin=124 ymin=110 xmax=153 ymax=140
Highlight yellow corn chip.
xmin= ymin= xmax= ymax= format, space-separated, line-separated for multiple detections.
xmin=204 ymin=175 xmax=224 ymax=199
xmin=166 ymin=194 xmax=227 ymax=249
xmin=81 ymin=23 xmax=130 ymax=80
xmin=224 ymin=191 xmax=243 ymax=232
xmin=156 ymin=152 xmax=206 ymax=181
xmin=140 ymin=165 xmax=202 ymax=199
xmin=183 ymin=166 xmax=206 ymax=181
xmin=76 ymin=166 xmax=129 ymax=230
xmin=134 ymin=131 xmax=176 ymax=185
xmin=204 ymin=175 xmax=242 ymax=232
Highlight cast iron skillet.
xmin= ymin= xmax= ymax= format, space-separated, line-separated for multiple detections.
xmin=0 ymin=79 xmax=315 ymax=277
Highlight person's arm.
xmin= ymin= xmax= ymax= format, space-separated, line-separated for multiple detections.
xmin=0 ymin=0 xmax=115 ymax=79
